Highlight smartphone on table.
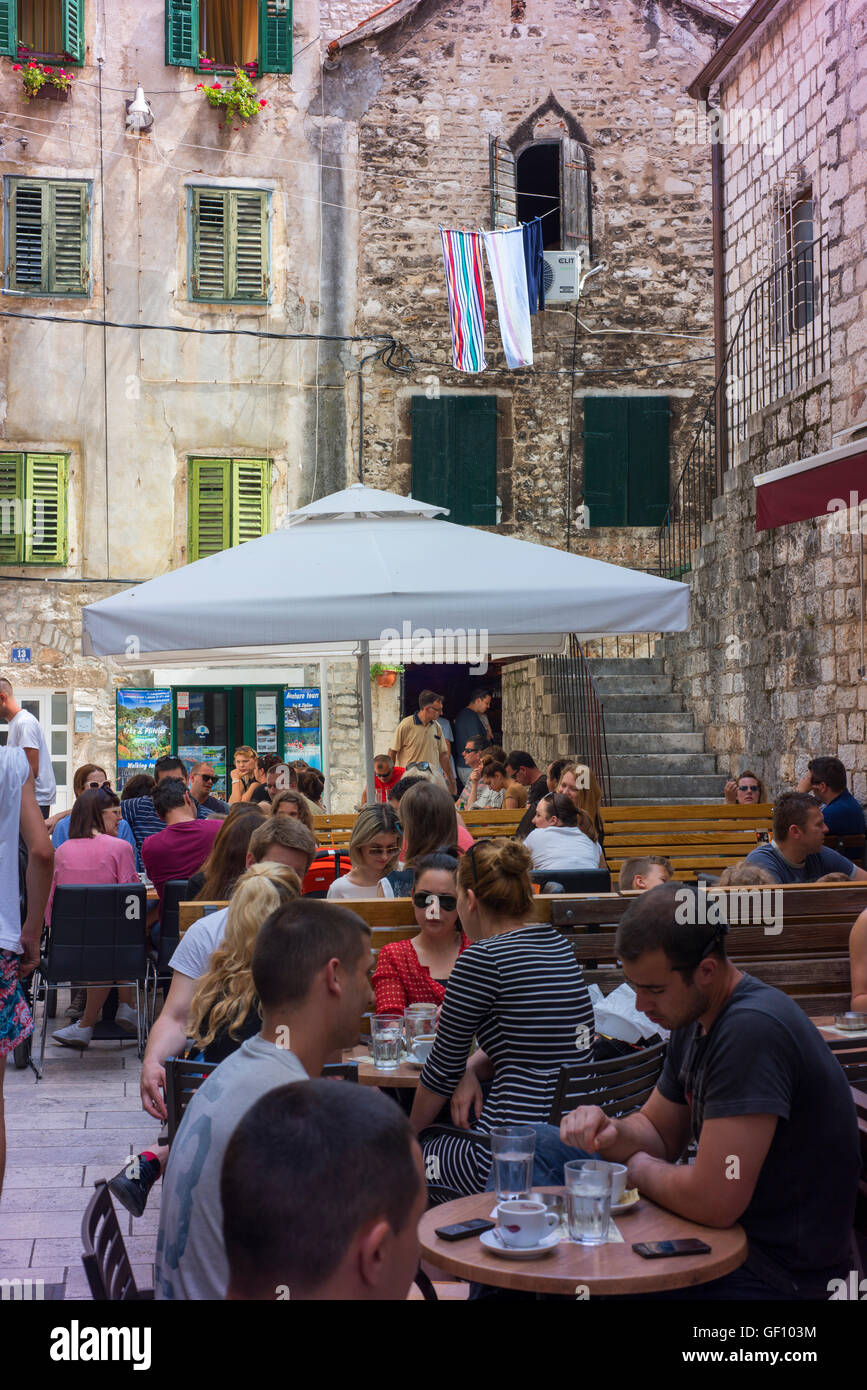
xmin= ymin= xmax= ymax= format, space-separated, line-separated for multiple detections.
xmin=633 ymin=1239 xmax=712 ymax=1258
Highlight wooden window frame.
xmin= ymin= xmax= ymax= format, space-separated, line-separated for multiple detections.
xmin=4 ymin=176 xmax=90 ymax=297
xmin=187 ymin=456 xmax=272 ymax=561
xmin=0 ymin=451 xmax=69 ymax=565
xmin=165 ymin=0 xmax=292 ymax=74
xmin=0 ymin=1 xmax=85 ymax=65
xmin=187 ymin=186 xmax=270 ymax=304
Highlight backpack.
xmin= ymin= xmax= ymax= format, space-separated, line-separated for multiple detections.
xmin=301 ymin=849 xmax=353 ymax=898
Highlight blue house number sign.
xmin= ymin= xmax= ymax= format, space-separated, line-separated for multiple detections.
xmin=11 ymin=647 xmax=31 ymax=664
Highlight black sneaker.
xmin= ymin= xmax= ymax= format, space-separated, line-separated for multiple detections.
xmin=108 ymin=1155 xmax=161 ymax=1219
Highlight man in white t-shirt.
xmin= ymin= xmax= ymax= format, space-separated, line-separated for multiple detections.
xmin=108 ymin=814 xmax=315 ymax=1218
xmin=0 ymin=680 xmax=57 ymax=815
xmin=0 ymin=749 xmax=54 ymax=1195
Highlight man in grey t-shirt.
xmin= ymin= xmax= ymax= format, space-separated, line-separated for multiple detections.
xmin=0 ymin=679 xmax=56 ymax=813
xmin=155 ymin=899 xmax=373 ymax=1300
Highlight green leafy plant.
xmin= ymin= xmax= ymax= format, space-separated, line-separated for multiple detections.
xmin=195 ymin=68 xmax=267 ymax=125
xmin=13 ymin=59 xmax=75 ymax=99
xmin=369 ymin=663 xmax=405 ymax=679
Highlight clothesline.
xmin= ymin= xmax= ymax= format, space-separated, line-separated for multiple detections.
xmin=440 ymin=217 xmax=548 ymax=373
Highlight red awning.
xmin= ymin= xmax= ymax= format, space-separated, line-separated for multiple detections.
xmin=754 ymin=440 xmax=867 ymax=530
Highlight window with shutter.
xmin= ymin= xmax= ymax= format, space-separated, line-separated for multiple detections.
xmin=583 ymin=397 xmax=670 ymax=528
xmin=6 ymin=177 xmax=89 ymax=295
xmin=165 ymin=0 xmax=198 ymax=66
xmin=166 ymin=2 xmax=292 ymax=72
xmin=259 ymin=0 xmax=291 ymax=73
xmin=189 ymin=187 xmax=268 ymax=302
xmin=411 ymin=396 xmax=498 ymax=527
xmin=61 ymin=0 xmax=83 ymax=62
xmin=188 ymin=457 xmax=271 ymax=559
xmin=515 ymin=138 xmax=592 ymax=258
xmin=12 ymin=1 xmax=84 ymax=64
xmin=489 ymin=137 xmax=517 ymax=229
xmin=0 ymin=1 xmax=16 ymax=56
xmin=0 ymin=452 xmax=68 ymax=566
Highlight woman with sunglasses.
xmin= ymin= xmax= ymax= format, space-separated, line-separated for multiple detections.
xmin=326 ymin=805 xmax=400 ymax=900
xmin=724 ymin=769 xmax=766 ymax=804
xmin=46 ymin=764 xmax=137 ymax=852
xmin=410 ymin=837 xmax=594 ymax=1197
xmin=373 ymin=854 xmax=470 ymax=1015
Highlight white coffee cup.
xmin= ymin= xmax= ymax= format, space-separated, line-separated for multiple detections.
xmin=496 ymin=1198 xmax=558 ymax=1248
xmin=411 ymin=1034 xmax=436 ymax=1063
xmin=580 ymin=1160 xmax=628 ymax=1203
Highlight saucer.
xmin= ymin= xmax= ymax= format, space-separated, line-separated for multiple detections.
xmin=480 ymin=1228 xmax=560 ymax=1259
xmin=611 ymin=1190 xmax=640 ymax=1214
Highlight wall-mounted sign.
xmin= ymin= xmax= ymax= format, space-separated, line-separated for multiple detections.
xmin=10 ymin=647 xmax=31 ymax=664
xmin=116 ymin=688 xmax=172 ymax=789
xmin=74 ymin=709 xmax=94 ymax=734
xmin=176 ymin=691 xmax=190 ymax=712
xmin=284 ymin=688 xmax=322 ymax=770
xmin=255 ymin=693 xmax=278 ymax=754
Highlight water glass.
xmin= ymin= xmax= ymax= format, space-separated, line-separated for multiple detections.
xmin=565 ymin=1159 xmax=612 ymax=1245
xmin=404 ymin=1005 xmax=437 ymax=1055
xmin=490 ymin=1124 xmax=536 ymax=1201
xmin=370 ymin=1016 xmax=402 ymax=1071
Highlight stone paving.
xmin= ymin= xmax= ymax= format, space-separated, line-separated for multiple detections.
xmin=1 ymin=1013 xmax=162 ymax=1300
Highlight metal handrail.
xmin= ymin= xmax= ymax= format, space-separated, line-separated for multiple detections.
xmin=540 ymin=636 xmax=612 ymax=805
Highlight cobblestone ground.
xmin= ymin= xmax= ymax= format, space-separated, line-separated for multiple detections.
xmin=1 ymin=995 xmax=161 ymax=1300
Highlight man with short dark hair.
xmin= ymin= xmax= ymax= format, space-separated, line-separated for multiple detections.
xmin=121 ymin=754 xmax=209 ymax=862
xmin=533 ymin=882 xmax=861 ymax=1299
xmin=797 ymin=756 xmax=866 ymax=838
xmin=222 ymin=1081 xmax=426 ymax=1301
xmin=189 ymin=762 xmax=230 ymax=816
xmin=140 ymin=778 xmax=221 ymax=910
xmin=454 ymin=691 xmax=493 ymax=785
xmin=506 ymin=750 xmax=548 ymax=836
xmin=389 ymin=691 xmax=455 ymax=793
xmin=154 ymin=900 xmax=375 ymax=1300
xmin=361 ymin=754 xmax=405 ymax=806
xmin=745 ymin=792 xmax=867 ymax=883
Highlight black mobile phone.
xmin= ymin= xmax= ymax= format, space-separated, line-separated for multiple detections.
xmin=632 ymin=1239 xmax=712 ymax=1259
xmin=435 ymin=1219 xmax=496 ymax=1242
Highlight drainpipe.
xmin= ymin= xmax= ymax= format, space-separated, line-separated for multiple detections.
xmin=705 ymin=84 xmax=728 ymax=492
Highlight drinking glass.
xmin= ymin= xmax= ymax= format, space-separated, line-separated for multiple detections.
xmin=490 ymin=1125 xmax=536 ymax=1201
xmin=370 ymin=1016 xmax=402 ymax=1071
xmin=404 ymin=1006 xmax=437 ymax=1056
xmin=565 ymin=1160 xmax=612 ymax=1245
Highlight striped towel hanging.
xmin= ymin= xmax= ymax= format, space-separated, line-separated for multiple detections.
xmin=440 ymin=227 xmax=487 ymax=373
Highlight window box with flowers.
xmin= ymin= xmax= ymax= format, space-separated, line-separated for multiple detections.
xmin=13 ymin=60 xmax=74 ymax=101
xmin=195 ymin=67 xmax=267 ymax=127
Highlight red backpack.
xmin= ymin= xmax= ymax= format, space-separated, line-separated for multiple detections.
xmin=302 ymin=849 xmax=353 ymax=898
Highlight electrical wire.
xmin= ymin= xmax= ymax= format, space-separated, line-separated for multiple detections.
xmin=0 ymin=308 xmax=396 ymax=346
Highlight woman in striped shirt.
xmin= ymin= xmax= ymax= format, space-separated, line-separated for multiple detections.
xmin=410 ymin=838 xmax=594 ymax=1197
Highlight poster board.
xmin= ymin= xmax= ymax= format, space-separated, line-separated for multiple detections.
xmin=283 ymin=688 xmax=322 ymax=770
xmin=116 ymin=689 xmax=172 ymax=790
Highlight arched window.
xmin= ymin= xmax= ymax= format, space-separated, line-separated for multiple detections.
xmin=490 ymin=134 xmax=591 ymax=261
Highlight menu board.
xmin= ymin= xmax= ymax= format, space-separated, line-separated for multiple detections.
xmin=283 ymin=687 xmax=322 ymax=770
xmin=116 ymin=689 xmax=172 ymax=789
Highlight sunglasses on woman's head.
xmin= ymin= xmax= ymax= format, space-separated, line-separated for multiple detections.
xmin=413 ymin=892 xmax=458 ymax=912
xmin=467 ymin=838 xmax=494 ymax=885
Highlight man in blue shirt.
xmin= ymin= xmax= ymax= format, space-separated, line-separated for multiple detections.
xmin=121 ymin=755 xmax=209 ymax=867
xmin=797 ymin=756 xmax=866 ymax=839
xmin=745 ymin=791 xmax=867 ymax=883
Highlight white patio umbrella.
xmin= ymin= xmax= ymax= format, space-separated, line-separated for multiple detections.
xmin=82 ymin=485 xmax=689 ymax=803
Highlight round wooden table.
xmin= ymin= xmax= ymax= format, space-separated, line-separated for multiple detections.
xmin=345 ymin=1045 xmax=422 ymax=1089
xmin=418 ymin=1188 xmax=747 ymax=1296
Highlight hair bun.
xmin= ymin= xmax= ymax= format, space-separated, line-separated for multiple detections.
xmin=495 ymin=839 xmax=532 ymax=877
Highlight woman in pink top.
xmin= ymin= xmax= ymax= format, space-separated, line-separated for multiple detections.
xmin=49 ymin=789 xmax=140 ymax=1050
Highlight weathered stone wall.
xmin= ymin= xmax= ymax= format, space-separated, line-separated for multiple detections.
xmin=327 ymin=0 xmax=730 ymax=570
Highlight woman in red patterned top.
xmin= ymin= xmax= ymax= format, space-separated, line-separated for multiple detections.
xmin=373 ymin=855 xmax=469 ymax=1014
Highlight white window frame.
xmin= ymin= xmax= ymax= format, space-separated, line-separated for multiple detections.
xmin=0 ymin=686 xmax=70 ymax=810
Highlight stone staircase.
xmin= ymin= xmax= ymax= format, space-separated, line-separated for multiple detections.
xmin=587 ymin=657 xmax=724 ymax=805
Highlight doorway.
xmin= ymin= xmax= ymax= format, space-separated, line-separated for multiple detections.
xmin=171 ymin=684 xmax=285 ymax=798
xmin=0 ymin=688 xmax=69 ymax=809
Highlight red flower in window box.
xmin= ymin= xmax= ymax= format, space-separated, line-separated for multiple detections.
xmin=18 ymin=60 xmax=75 ymax=101
xmin=199 ymin=68 xmax=264 ymax=124
xmin=210 ymin=83 xmax=222 ymax=90
xmin=258 ymin=99 xmax=267 ymax=107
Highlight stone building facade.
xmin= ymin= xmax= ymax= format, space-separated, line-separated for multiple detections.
xmin=662 ymin=0 xmax=867 ymax=798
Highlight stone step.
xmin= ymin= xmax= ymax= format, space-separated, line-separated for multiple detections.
xmin=606 ymin=753 xmax=720 ymax=776
xmin=604 ymin=711 xmax=696 ymax=733
xmin=605 ymin=732 xmax=706 ymax=754
xmin=608 ymin=774 xmax=725 ymax=799
xmin=600 ymin=694 xmax=685 ymax=713
xmin=593 ymin=674 xmax=673 ymax=695
xmin=586 ymin=658 xmax=666 ymax=677
xmin=609 ymin=796 xmax=723 ymax=806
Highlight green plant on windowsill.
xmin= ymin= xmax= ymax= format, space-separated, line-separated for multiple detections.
xmin=195 ymin=67 xmax=267 ymax=126
xmin=13 ymin=59 xmax=75 ymax=100
xmin=369 ymin=663 xmax=405 ymax=679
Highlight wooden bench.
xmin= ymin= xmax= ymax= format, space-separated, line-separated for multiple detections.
xmin=599 ymin=803 xmax=774 ymax=877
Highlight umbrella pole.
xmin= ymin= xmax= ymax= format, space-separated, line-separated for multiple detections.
xmin=358 ymin=641 xmax=376 ymax=806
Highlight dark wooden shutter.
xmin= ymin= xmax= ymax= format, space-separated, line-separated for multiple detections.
xmin=25 ymin=454 xmax=68 ymax=564
xmin=452 ymin=396 xmax=497 ymax=525
xmin=189 ymin=458 xmax=231 ymax=558
xmin=562 ymin=138 xmax=591 ymax=263
xmin=62 ymin=0 xmax=84 ymax=63
xmin=626 ymin=397 xmax=670 ymax=526
xmin=0 ymin=454 xmax=23 ymax=564
xmin=166 ymin=0 xmax=198 ymax=67
xmin=10 ymin=182 xmax=44 ymax=292
xmin=489 ymin=136 xmax=517 ymax=229
xmin=191 ymin=189 xmax=227 ymax=300
xmin=583 ymin=397 xmax=629 ymax=526
xmin=0 ymin=0 xmax=17 ymax=56
xmin=231 ymin=460 xmax=271 ymax=544
xmin=411 ymin=397 xmax=453 ymax=514
xmin=259 ymin=0 xmax=292 ymax=73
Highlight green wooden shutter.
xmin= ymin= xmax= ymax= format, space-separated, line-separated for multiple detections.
xmin=49 ymin=182 xmax=88 ymax=294
xmin=583 ymin=397 xmax=629 ymax=526
xmin=62 ymin=0 xmax=84 ymax=63
xmin=411 ymin=397 xmax=453 ymax=515
xmin=452 ymin=396 xmax=497 ymax=525
xmin=626 ymin=397 xmax=670 ymax=526
xmin=191 ymin=189 xmax=227 ymax=300
xmin=0 ymin=455 xmax=24 ymax=564
xmin=25 ymin=454 xmax=68 ymax=564
xmin=0 ymin=0 xmax=16 ymax=57
xmin=10 ymin=182 xmax=44 ymax=292
xmin=166 ymin=0 xmax=198 ymax=66
xmin=232 ymin=192 xmax=267 ymax=300
xmin=259 ymin=0 xmax=292 ymax=73
xmin=231 ymin=460 xmax=271 ymax=544
xmin=189 ymin=458 xmax=231 ymax=558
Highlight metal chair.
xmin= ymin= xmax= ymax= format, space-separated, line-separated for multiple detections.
xmin=547 ymin=1039 xmax=668 ymax=1124
xmin=31 ymin=884 xmax=149 ymax=1076
xmin=164 ymin=1056 xmax=218 ymax=1145
xmin=81 ymin=1181 xmax=153 ymax=1300
xmin=145 ymin=879 xmax=189 ymax=1023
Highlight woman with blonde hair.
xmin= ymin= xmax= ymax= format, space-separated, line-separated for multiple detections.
xmin=228 ymin=746 xmax=258 ymax=805
xmin=410 ymin=837 xmax=594 ymax=1197
xmin=270 ymin=789 xmax=315 ymax=833
xmin=326 ymin=804 xmax=400 ymax=900
xmin=557 ymin=762 xmax=605 ymax=846
xmin=186 ymin=862 xmax=301 ymax=1063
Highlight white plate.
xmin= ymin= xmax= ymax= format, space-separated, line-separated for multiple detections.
xmin=479 ymin=1228 xmax=560 ymax=1259
xmin=611 ymin=1191 xmax=641 ymax=1214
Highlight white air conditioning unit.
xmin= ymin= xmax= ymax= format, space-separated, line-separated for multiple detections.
xmin=542 ymin=250 xmax=581 ymax=302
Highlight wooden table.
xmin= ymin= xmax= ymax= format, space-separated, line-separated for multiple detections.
xmin=418 ymin=1188 xmax=747 ymax=1296
xmin=345 ymin=1045 xmax=423 ymax=1089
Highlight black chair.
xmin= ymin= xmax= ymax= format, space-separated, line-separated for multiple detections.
xmin=146 ymin=879 xmax=190 ymax=1024
xmin=826 ymin=1041 xmax=867 ymax=1085
xmin=32 ymin=884 xmax=149 ymax=1076
xmin=164 ymin=1056 xmax=218 ymax=1145
xmin=81 ymin=1181 xmax=153 ymax=1300
xmin=547 ymin=1039 xmax=668 ymax=1124
xmin=531 ymin=869 xmax=611 ymax=894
